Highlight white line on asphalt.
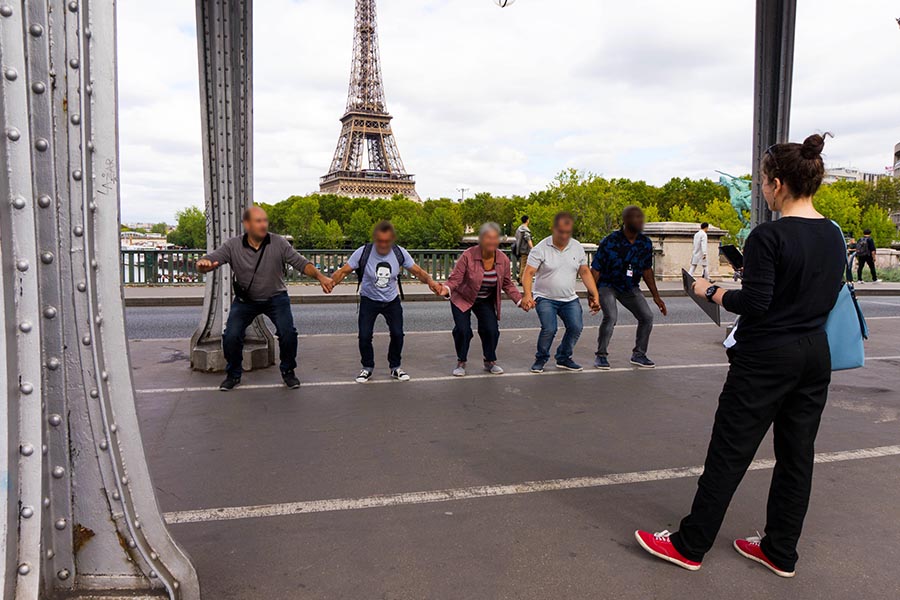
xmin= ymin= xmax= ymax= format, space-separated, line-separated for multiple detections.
xmin=135 ymin=355 xmax=900 ymax=395
xmin=163 ymin=444 xmax=900 ymax=525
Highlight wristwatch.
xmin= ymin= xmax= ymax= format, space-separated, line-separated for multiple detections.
xmin=705 ymin=285 xmax=720 ymax=303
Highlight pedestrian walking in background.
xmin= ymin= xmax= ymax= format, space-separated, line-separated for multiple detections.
xmin=197 ymin=206 xmax=335 ymax=391
xmin=635 ymin=133 xmax=846 ymax=579
xmin=591 ymin=206 xmax=667 ymax=369
xmin=520 ymin=212 xmax=601 ymax=373
xmin=690 ymin=222 xmax=710 ymax=279
xmin=513 ymin=215 xmax=534 ymax=283
xmin=855 ymin=229 xmax=878 ymax=283
xmin=439 ymin=222 xmax=527 ymax=377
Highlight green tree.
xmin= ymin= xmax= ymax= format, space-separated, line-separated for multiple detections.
xmin=700 ymin=198 xmax=745 ymax=245
xmin=859 ymin=206 xmax=897 ymax=247
xmin=166 ymin=206 xmax=207 ymax=248
xmin=345 ymin=208 xmax=375 ymax=247
xmin=813 ymin=185 xmax=861 ymax=234
xmin=669 ymin=204 xmax=701 ymax=223
xmin=307 ymin=218 xmax=344 ymax=249
xmin=150 ymin=222 xmax=169 ymax=235
xmin=284 ymin=196 xmax=320 ymax=245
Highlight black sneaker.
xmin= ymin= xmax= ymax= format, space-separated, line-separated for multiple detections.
xmin=219 ymin=377 xmax=240 ymax=392
xmin=355 ymin=369 xmax=373 ymax=384
xmin=282 ymin=371 xmax=300 ymax=389
xmin=391 ymin=368 xmax=410 ymax=382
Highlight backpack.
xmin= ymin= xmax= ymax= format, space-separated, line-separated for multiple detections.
xmin=355 ymin=243 xmax=406 ymax=301
xmin=855 ymin=237 xmax=871 ymax=258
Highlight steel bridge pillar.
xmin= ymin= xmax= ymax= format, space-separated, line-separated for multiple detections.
xmin=190 ymin=0 xmax=275 ymax=373
xmin=751 ymin=0 xmax=797 ymax=226
xmin=1 ymin=1 xmax=199 ymax=598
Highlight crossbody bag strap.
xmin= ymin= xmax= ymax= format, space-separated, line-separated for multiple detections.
xmin=243 ymin=241 xmax=268 ymax=295
xmin=830 ymin=220 xmax=868 ymax=339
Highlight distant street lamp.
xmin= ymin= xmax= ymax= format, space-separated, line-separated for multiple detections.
xmin=457 ymin=187 xmax=470 ymax=202
xmin=494 ymin=0 xmax=516 ymax=7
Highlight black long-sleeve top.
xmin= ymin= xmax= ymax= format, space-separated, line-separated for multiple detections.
xmin=722 ymin=217 xmax=846 ymax=351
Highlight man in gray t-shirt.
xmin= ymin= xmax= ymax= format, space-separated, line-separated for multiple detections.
xmin=332 ymin=220 xmax=443 ymax=383
xmin=520 ymin=212 xmax=600 ymax=373
xmin=197 ymin=206 xmax=334 ymax=391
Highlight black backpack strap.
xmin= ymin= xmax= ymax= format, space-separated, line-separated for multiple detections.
xmin=392 ymin=245 xmax=406 ymax=302
xmin=355 ymin=243 xmax=373 ymax=295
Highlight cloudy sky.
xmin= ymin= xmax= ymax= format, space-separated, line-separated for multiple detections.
xmin=116 ymin=0 xmax=900 ymax=224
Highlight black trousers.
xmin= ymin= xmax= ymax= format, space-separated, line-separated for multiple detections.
xmin=857 ymin=255 xmax=877 ymax=281
xmin=223 ymin=292 xmax=297 ymax=379
xmin=358 ymin=296 xmax=404 ymax=370
xmin=451 ymin=298 xmax=500 ymax=363
xmin=671 ymin=332 xmax=831 ymax=571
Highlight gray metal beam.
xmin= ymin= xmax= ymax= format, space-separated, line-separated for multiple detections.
xmin=191 ymin=0 xmax=274 ymax=373
xmin=751 ymin=0 xmax=797 ymax=226
xmin=1 ymin=1 xmax=200 ymax=598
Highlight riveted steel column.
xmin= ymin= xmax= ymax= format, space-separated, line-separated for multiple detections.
xmin=1 ymin=3 xmax=44 ymax=597
xmin=751 ymin=0 xmax=796 ymax=226
xmin=2 ymin=1 xmax=200 ymax=598
xmin=191 ymin=0 xmax=274 ymax=372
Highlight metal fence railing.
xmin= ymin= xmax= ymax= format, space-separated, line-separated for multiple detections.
xmin=121 ymin=247 xmax=629 ymax=285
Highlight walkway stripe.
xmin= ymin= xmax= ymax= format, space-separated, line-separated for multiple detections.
xmin=136 ymin=355 xmax=900 ymax=395
xmin=163 ymin=444 xmax=900 ymax=525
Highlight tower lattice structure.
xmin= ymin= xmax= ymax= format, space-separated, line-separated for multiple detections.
xmin=320 ymin=0 xmax=419 ymax=200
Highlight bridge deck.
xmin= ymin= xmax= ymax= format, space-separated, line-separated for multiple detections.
xmin=130 ymin=318 xmax=900 ymax=599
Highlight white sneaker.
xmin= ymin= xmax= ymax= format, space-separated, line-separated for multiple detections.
xmin=484 ymin=362 xmax=504 ymax=375
xmin=452 ymin=364 xmax=466 ymax=377
xmin=391 ymin=368 xmax=410 ymax=382
xmin=355 ymin=369 xmax=372 ymax=384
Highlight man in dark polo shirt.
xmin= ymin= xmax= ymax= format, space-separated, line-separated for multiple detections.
xmin=590 ymin=205 xmax=667 ymax=369
xmin=197 ymin=206 xmax=334 ymax=391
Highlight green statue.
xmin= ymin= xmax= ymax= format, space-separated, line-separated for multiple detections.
xmin=717 ymin=171 xmax=752 ymax=247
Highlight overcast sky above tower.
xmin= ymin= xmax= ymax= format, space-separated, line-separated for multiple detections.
xmin=117 ymin=0 xmax=900 ymax=223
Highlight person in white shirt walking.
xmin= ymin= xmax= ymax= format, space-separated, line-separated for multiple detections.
xmin=520 ymin=212 xmax=601 ymax=373
xmin=690 ymin=222 xmax=710 ymax=279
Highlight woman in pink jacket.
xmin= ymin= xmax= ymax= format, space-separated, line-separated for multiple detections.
xmin=440 ymin=222 xmax=527 ymax=376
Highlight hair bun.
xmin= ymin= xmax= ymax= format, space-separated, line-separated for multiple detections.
xmin=800 ymin=133 xmax=827 ymax=159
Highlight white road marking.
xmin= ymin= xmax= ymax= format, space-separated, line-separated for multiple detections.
xmin=163 ymin=444 xmax=900 ymax=525
xmin=135 ymin=355 xmax=900 ymax=395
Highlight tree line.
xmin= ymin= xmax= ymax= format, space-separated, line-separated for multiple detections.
xmin=165 ymin=170 xmax=900 ymax=250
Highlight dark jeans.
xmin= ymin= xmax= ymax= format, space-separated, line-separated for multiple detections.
xmin=857 ymin=255 xmax=877 ymax=281
xmin=534 ymin=297 xmax=583 ymax=363
xmin=595 ymin=286 xmax=653 ymax=358
xmin=671 ymin=333 xmax=831 ymax=572
xmin=223 ymin=291 xmax=297 ymax=379
xmin=451 ymin=298 xmax=500 ymax=363
xmin=358 ymin=296 xmax=404 ymax=370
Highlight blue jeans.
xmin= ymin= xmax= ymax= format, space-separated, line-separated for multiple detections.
xmin=534 ymin=297 xmax=583 ymax=364
xmin=222 ymin=291 xmax=297 ymax=379
xmin=358 ymin=296 xmax=404 ymax=370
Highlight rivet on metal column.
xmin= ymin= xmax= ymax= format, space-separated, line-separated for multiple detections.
xmin=751 ymin=0 xmax=797 ymax=227
xmin=191 ymin=0 xmax=275 ymax=372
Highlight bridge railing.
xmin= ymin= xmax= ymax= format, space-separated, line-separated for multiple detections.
xmin=121 ymin=247 xmax=632 ymax=285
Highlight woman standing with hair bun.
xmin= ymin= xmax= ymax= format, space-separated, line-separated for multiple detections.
xmin=635 ymin=134 xmax=846 ymax=578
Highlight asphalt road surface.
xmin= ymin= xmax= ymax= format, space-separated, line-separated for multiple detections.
xmin=124 ymin=296 xmax=900 ymax=339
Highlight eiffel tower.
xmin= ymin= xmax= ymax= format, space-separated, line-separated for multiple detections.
xmin=320 ymin=0 xmax=419 ymax=200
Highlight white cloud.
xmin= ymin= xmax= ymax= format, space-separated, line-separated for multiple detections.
xmin=117 ymin=0 xmax=900 ymax=223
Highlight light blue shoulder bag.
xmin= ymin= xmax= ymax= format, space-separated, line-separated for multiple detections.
xmin=824 ymin=222 xmax=868 ymax=371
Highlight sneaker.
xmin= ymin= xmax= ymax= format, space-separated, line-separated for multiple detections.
xmin=282 ymin=371 xmax=300 ymax=390
xmin=453 ymin=364 xmax=467 ymax=377
xmin=634 ymin=530 xmax=702 ymax=572
xmin=219 ymin=377 xmax=240 ymax=392
xmin=484 ymin=362 xmax=504 ymax=375
xmin=594 ymin=356 xmax=611 ymax=370
xmin=630 ymin=355 xmax=656 ymax=369
xmin=733 ymin=536 xmax=795 ymax=578
xmin=857 ymin=280 xmax=864 ymax=284
xmin=355 ymin=369 xmax=373 ymax=384
xmin=391 ymin=368 xmax=410 ymax=382
xmin=530 ymin=361 xmax=546 ymax=373
xmin=555 ymin=358 xmax=583 ymax=372
xmin=872 ymin=278 xmax=879 ymax=283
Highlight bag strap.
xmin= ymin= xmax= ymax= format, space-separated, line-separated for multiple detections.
xmin=355 ymin=243 xmax=374 ymax=296
xmin=392 ymin=245 xmax=406 ymax=302
xmin=238 ymin=238 xmax=268 ymax=297
xmin=830 ymin=220 xmax=868 ymax=339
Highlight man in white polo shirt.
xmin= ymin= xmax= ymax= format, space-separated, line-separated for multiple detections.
xmin=520 ymin=212 xmax=601 ymax=373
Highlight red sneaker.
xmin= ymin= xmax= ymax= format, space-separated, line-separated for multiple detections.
xmin=733 ymin=536 xmax=795 ymax=578
xmin=634 ymin=530 xmax=702 ymax=571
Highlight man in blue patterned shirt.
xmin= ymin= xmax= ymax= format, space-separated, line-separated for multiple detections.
xmin=590 ymin=206 xmax=667 ymax=369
